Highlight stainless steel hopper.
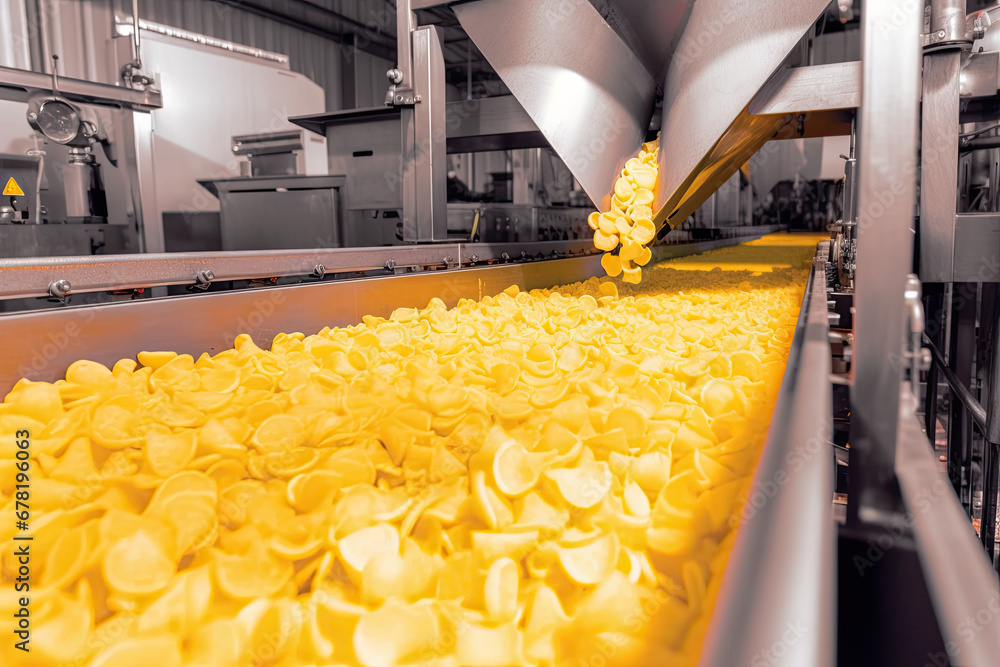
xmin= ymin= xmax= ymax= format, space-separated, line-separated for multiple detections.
xmin=452 ymin=0 xmax=837 ymax=230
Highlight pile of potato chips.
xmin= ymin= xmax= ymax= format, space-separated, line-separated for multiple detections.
xmin=588 ymin=140 xmax=660 ymax=284
xmin=0 ymin=234 xmax=818 ymax=666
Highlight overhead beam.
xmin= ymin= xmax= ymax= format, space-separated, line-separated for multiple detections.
xmin=210 ymin=0 xmax=396 ymax=62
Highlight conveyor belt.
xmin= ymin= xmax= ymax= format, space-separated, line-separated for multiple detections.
xmin=0 ymin=233 xmax=831 ymax=666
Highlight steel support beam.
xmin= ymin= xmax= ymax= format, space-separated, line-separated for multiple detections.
xmin=848 ymin=0 xmax=922 ymax=525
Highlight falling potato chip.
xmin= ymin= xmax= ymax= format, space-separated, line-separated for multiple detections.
xmin=593 ymin=229 xmax=619 ymax=251
xmin=622 ymin=262 xmax=642 ymax=284
xmin=601 ymin=252 xmax=623 ymax=278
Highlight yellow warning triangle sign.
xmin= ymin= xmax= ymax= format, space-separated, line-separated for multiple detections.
xmin=3 ymin=177 xmax=24 ymax=196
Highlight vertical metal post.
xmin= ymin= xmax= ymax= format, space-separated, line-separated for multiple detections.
xmin=400 ymin=25 xmax=446 ymax=242
xmin=395 ymin=0 xmax=415 ymax=90
xmin=919 ymin=50 xmax=961 ymax=281
xmin=949 ymin=283 xmax=978 ymax=509
xmin=466 ymin=38 xmax=472 ymax=100
xmin=987 ymin=290 xmax=1000 ymax=446
xmin=984 ymin=292 xmax=1000 ymax=567
xmin=339 ymin=35 xmax=357 ymax=109
xmin=848 ymin=0 xmax=922 ymax=525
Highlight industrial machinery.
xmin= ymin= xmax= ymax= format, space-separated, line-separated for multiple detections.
xmin=0 ymin=54 xmax=160 ymax=258
xmin=1 ymin=0 xmax=1000 ymax=665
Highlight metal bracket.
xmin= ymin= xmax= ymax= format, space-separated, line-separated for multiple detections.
xmin=192 ymin=269 xmax=214 ymax=291
xmin=903 ymin=274 xmax=932 ymax=404
xmin=47 ymin=279 xmax=71 ymax=302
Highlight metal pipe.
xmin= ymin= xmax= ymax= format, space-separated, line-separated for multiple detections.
xmin=930 ymin=0 xmax=971 ymax=46
xmin=981 ymin=442 xmax=998 ymax=559
xmin=209 ymin=0 xmax=395 ymax=61
xmin=988 ymin=294 xmax=1000 ymax=443
xmin=896 ymin=411 xmax=1000 ymax=666
xmin=960 ymin=135 xmax=1000 ymax=152
xmin=130 ymin=0 xmax=141 ymax=69
xmin=925 ymin=356 xmax=940 ymax=438
xmin=923 ymin=331 xmax=988 ymax=431
xmin=395 ymin=0 xmax=414 ymax=89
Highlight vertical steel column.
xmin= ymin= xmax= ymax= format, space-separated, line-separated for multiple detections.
xmin=395 ymin=0 xmax=415 ymax=90
xmin=919 ymin=51 xmax=961 ymax=281
xmin=399 ymin=25 xmax=446 ymax=242
xmin=984 ymin=292 xmax=1000 ymax=566
xmin=949 ymin=283 xmax=978 ymax=509
xmin=848 ymin=0 xmax=922 ymax=525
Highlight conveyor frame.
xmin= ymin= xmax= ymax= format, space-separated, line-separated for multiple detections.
xmin=0 ymin=235 xmax=837 ymax=665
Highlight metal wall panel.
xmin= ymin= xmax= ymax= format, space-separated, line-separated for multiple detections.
xmin=138 ymin=0 xmax=349 ymax=111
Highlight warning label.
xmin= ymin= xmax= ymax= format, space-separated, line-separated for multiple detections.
xmin=3 ymin=177 xmax=25 ymax=197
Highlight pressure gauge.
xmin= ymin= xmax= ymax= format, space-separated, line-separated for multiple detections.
xmin=26 ymin=95 xmax=89 ymax=147
xmin=34 ymin=99 xmax=82 ymax=144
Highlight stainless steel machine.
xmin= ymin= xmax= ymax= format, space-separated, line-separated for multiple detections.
xmin=0 ymin=59 xmax=160 ymax=259
xmin=1 ymin=1 xmax=1000 ymax=666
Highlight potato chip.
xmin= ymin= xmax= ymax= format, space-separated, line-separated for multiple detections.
xmin=545 ymin=459 xmax=612 ymax=509
xmin=90 ymin=636 xmax=182 ymax=667
xmin=337 ymin=523 xmax=400 ymax=583
xmin=102 ymin=528 xmax=176 ymax=596
xmin=353 ymin=601 xmax=440 ymax=666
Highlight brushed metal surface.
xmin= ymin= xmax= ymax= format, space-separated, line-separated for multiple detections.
xmin=585 ymin=0 xmax=695 ymax=83
xmin=0 ymin=64 xmax=162 ymax=110
xmin=849 ymin=0 xmax=922 ymax=524
xmin=919 ymin=51 xmax=962 ymax=282
xmin=701 ymin=261 xmax=834 ymax=667
xmin=896 ymin=411 xmax=1000 ymax=667
xmin=0 ymin=244 xmax=461 ymax=299
xmin=953 ymin=213 xmax=1000 ymax=282
xmin=654 ymin=0 xmax=830 ymax=229
xmin=405 ymin=25 xmax=448 ymax=242
xmin=749 ymin=62 xmax=862 ymax=116
xmin=445 ymin=95 xmax=548 ymax=153
xmin=453 ymin=0 xmax=655 ymax=209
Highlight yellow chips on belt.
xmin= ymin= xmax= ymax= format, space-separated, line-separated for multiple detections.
xmin=0 ymin=233 xmax=821 ymax=666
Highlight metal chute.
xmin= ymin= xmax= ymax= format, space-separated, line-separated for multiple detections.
xmin=456 ymin=0 xmax=832 ymax=230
